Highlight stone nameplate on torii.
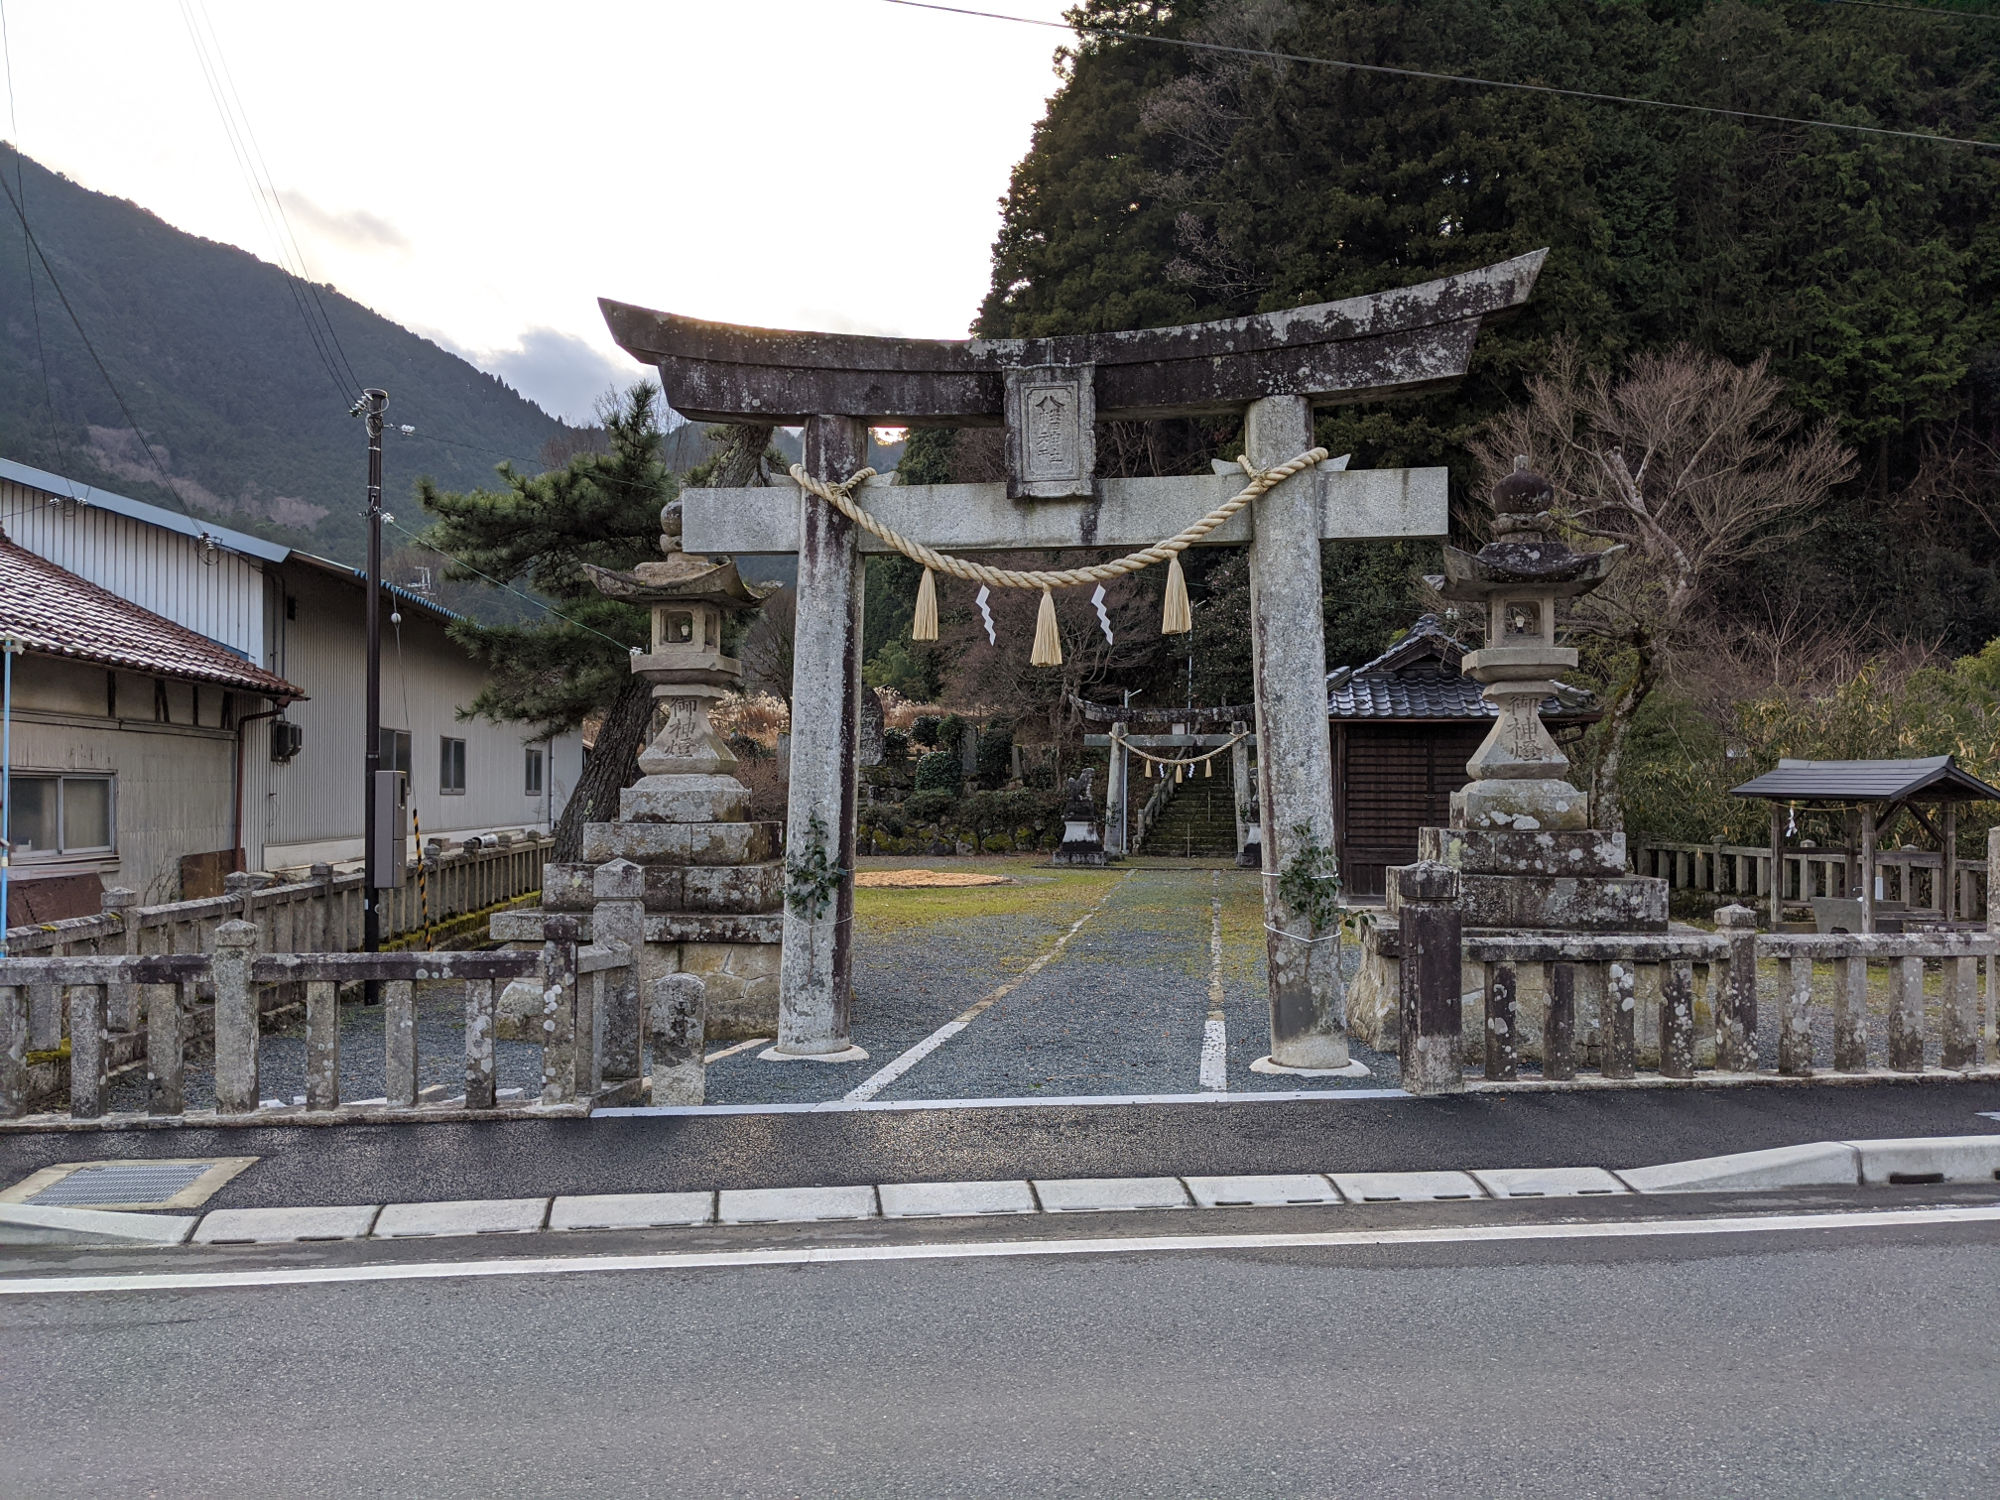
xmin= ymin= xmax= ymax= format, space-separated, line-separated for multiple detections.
xmin=602 ymin=249 xmax=1546 ymax=1074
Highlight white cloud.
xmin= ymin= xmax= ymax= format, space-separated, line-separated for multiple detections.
xmin=471 ymin=327 xmax=656 ymax=427
xmin=276 ymin=190 xmax=409 ymax=254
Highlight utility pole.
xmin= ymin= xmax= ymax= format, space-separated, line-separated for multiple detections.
xmin=357 ymin=389 xmax=388 ymax=985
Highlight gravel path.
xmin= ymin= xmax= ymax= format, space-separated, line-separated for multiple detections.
xmin=703 ymin=859 xmax=1395 ymax=1107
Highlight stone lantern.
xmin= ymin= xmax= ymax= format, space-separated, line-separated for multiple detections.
xmin=495 ymin=499 xmax=789 ymax=1039
xmin=1053 ymin=768 xmax=1106 ymax=867
xmin=587 ymin=500 xmax=767 ymax=795
xmin=1438 ymin=460 xmax=1623 ymax=834
xmin=1342 ymin=470 xmax=1670 ymax=1058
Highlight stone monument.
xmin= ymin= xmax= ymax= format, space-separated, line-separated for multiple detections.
xmin=1349 ymin=460 xmax=1668 ymax=1052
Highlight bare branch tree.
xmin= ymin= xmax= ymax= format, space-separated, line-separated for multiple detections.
xmin=1472 ymin=342 xmax=1856 ymax=829
xmin=740 ymin=585 xmax=797 ymax=709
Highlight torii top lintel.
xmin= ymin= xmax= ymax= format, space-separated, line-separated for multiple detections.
xmin=601 ymin=249 xmax=1543 ymax=500
xmin=601 ymin=250 xmax=1544 ymax=425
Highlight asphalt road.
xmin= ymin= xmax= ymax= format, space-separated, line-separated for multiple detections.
xmin=6 ymin=1080 xmax=2000 ymax=1208
xmin=6 ymin=1202 xmax=1998 ymax=1498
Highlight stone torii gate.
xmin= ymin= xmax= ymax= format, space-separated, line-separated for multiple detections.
xmin=601 ymin=250 xmax=1544 ymax=1072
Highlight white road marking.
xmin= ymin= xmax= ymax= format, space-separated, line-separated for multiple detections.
xmin=1200 ymin=873 xmax=1228 ymax=1092
xmin=8 ymin=1204 xmax=1996 ymax=1297
xmin=841 ymin=871 xmax=1133 ymax=1103
xmin=703 ymin=1038 xmax=771 ymax=1065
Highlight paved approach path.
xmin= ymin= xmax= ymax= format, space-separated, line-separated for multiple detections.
xmin=706 ymin=860 xmax=1389 ymax=1107
xmin=7 ymin=1203 xmax=1998 ymax=1498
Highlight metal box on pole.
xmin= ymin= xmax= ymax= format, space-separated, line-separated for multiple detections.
xmin=370 ymin=770 xmax=407 ymax=888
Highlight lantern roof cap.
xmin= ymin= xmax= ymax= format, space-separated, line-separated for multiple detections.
xmin=584 ymin=553 xmax=772 ymax=612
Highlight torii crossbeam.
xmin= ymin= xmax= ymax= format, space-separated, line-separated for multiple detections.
xmin=604 ymin=250 xmax=1544 ymax=1073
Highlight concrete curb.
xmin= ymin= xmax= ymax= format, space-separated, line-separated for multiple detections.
xmin=1616 ymin=1142 xmax=1862 ymax=1194
xmin=0 ymin=1205 xmax=197 ymax=1247
xmin=10 ymin=1136 xmax=1999 ymax=1249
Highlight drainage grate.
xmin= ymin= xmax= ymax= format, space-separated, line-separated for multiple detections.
xmin=28 ymin=1162 xmax=216 ymax=1208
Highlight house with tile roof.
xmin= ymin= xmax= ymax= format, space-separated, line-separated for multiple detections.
xmin=1327 ymin=615 xmax=1599 ymax=897
xmin=2 ymin=457 xmax=582 ymax=919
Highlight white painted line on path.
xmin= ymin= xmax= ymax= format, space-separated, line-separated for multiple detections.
xmin=840 ymin=870 xmax=1134 ymax=1103
xmin=10 ymin=1204 xmax=1998 ymax=1297
xmin=703 ymin=1038 xmax=771 ymax=1065
xmin=1199 ymin=873 xmax=1228 ymax=1093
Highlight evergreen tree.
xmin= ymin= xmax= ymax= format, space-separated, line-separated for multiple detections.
xmin=978 ymin=0 xmax=2000 ymax=677
xmin=416 ymin=385 xmax=670 ymax=859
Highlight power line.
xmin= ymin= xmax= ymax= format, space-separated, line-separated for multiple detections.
xmin=877 ymin=0 xmax=2000 ymax=153
xmin=175 ymin=0 xmax=359 ymax=402
xmin=1819 ymin=0 xmax=2000 ymax=18
xmin=0 ymin=165 xmax=212 ymax=531
xmin=381 ymin=515 xmax=642 ymax=652
xmin=185 ymin=0 xmax=364 ymax=394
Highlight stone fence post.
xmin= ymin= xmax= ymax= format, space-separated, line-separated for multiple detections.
xmin=1715 ymin=904 xmax=1759 ymax=1072
xmin=1397 ymin=861 xmax=1462 ymax=1095
xmin=211 ymin=919 xmax=261 ymax=1115
xmin=100 ymin=886 xmax=139 ymax=1032
xmin=649 ymin=974 xmax=707 ymax=1106
xmin=593 ymin=858 xmax=645 ymax=1101
xmin=539 ymin=915 xmax=581 ymax=1105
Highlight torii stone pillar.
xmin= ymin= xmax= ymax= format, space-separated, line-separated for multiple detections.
xmin=1245 ymin=396 xmax=1347 ymax=1068
xmin=778 ymin=415 xmax=868 ymax=1057
xmin=1103 ymin=723 xmax=1129 ymax=857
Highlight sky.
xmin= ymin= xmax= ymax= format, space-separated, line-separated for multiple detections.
xmin=0 ymin=0 xmax=1077 ymax=423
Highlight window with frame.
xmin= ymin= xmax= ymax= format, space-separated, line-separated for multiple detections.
xmin=440 ymin=737 xmax=467 ymax=795
xmin=3 ymin=774 xmax=115 ymax=858
xmin=524 ymin=745 xmax=544 ymax=796
xmin=378 ymin=729 xmax=412 ymax=777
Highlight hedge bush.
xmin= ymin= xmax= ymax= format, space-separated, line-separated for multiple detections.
xmin=913 ymin=749 xmax=962 ymax=794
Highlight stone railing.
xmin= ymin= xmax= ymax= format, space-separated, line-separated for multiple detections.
xmin=0 ymin=913 xmax=707 ymax=1128
xmin=1133 ymin=771 xmax=1177 ymax=851
xmin=1634 ymin=837 xmax=1988 ymax=921
xmin=1 ymin=833 xmax=554 ymax=961
xmin=1393 ymin=869 xmax=1999 ymax=1094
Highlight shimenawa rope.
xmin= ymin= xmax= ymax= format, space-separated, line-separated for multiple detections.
xmin=787 ymin=446 xmax=1327 ymax=666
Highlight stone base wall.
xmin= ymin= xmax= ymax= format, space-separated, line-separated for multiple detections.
xmin=676 ymin=940 xmax=780 ymax=1038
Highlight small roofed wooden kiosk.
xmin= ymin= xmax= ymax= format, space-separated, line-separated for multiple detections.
xmin=1730 ymin=756 xmax=2000 ymax=932
xmin=1328 ymin=616 xmax=1599 ymax=898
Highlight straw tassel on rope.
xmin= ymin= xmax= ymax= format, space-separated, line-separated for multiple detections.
xmin=1030 ymin=588 xmax=1063 ymax=667
xmin=1161 ymin=554 xmax=1191 ymax=635
xmin=912 ymin=566 xmax=939 ymax=642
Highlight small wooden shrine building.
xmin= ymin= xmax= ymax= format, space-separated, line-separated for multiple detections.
xmin=1728 ymin=755 xmax=2000 ymax=931
xmin=1328 ymin=616 xmax=1599 ymax=897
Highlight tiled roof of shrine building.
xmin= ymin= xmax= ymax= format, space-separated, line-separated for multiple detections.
xmin=1326 ymin=615 xmax=1597 ymax=723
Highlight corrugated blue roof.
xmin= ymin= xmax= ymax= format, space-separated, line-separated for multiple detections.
xmin=0 ymin=454 xmax=291 ymax=563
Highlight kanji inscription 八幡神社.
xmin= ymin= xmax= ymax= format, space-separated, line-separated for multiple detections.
xmin=602 ymin=250 xmax=1545 ymax=1071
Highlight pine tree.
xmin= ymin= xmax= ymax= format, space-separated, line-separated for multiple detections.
xmin=416 ymin=385 xmax=670 ymax=860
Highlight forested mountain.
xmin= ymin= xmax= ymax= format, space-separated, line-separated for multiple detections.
xmin=953 ymin=0 xmax=2000 ymax=691
xmin=0 ymin=143 xmax=600 ymax=565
